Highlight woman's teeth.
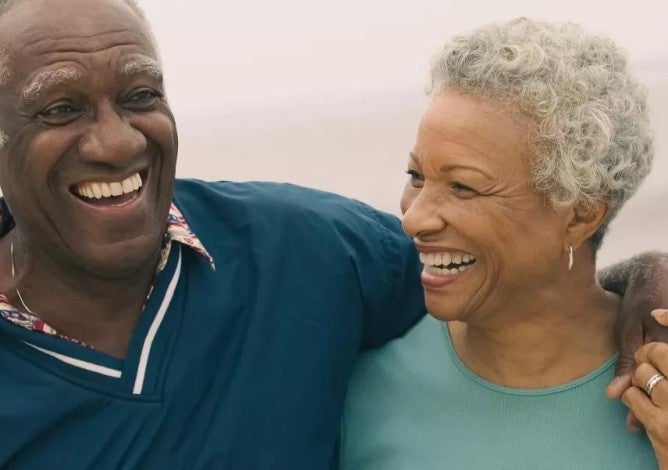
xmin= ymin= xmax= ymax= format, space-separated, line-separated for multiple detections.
xmin=75 ymin=173 xmax=143 ymax=200
xmin=419 ymin=251 xmax=476 ymax=275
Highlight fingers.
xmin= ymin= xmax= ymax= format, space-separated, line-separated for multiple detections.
xmin=632 ymin=362 xmax=668 ymax=408
xmin=652 ymin=309 xmax=668 ymax=327
xmin=644 ymin=332 xmax=668 ymax=349
xmin=635 ymin=343 xmax=668 ymax=376
xmin=621 ymin=386 xmax=657 ymax=429
xmin=625 ymin=410 xmax=643 ymax=434
xmin=605 ymin=338 xmax=668 ymax=399
xmin=606 ymin=373 xmax=632 ymax=399
xmin=645 ymin=311 xmax=668 ymax=345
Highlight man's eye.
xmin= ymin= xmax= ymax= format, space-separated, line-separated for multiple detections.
xmin=42 ymin=104 xmax=77 ymax=117
xmin=38 ymin=103 xmax=81 ymax=124
xmin=125 ymin=89 xmax=162 ymax=109
xmin=405 ymin=170 xmax=424 ymax=188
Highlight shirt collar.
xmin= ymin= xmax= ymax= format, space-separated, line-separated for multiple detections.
xmin=0 ymin=199 xmax=215 ymax=270
xmin=163 ymin=203 xmax=216 ymax=270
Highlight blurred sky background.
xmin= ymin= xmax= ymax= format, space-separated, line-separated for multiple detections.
xmin=139 ymin=0 xmax=667 ymax=267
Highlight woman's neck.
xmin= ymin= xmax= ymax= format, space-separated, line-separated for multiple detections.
xmin=448 ymin=275 xmax=620 ymax=389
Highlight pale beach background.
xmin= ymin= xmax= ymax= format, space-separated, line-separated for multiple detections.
xmin=140 ymin=0 xmax=667 ymax=267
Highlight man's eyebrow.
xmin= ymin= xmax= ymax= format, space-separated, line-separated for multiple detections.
xmin=21 ymin=67 xmax=84 ymax=103
xmin=121 ymin=57 xmax=163 ymax=82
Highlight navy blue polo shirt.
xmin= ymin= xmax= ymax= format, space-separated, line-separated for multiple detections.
xmin=0 ymin=179 xmax=425 ymax=469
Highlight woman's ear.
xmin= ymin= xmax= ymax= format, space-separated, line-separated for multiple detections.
xmin=565 ymin=201 xmax=608 ymax=249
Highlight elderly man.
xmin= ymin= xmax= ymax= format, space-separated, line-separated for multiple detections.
xmin=0 ymin=0 xmax=664 ymax=468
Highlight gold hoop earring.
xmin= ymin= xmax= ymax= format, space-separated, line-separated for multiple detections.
xmin=568 ymin=245 xmax=574 ymax=271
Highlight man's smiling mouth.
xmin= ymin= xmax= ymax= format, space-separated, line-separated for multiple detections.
xmin=70 ymin=172 xmax=145 ymax=206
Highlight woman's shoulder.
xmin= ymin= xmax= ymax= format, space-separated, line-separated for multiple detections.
xmin=346 ymin=315 xmax=450 ymax=410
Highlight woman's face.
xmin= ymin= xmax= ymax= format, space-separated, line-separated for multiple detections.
xmin=402 ymin=90 xmax=572 ymax=323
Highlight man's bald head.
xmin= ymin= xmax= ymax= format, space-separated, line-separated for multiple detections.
xmin=0 ymin=0 xmax=145 ymax=19
xmin=0 ymin=0 xmax=152 ymax=86
xmin=0 ymin=0 xmax=155 ymax=147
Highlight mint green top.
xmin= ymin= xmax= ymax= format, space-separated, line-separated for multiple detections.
xmin=341 ymin=315 xmax=657 ymax=469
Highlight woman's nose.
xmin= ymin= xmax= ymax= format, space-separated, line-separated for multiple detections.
xmin=401 ymin=187 xmax=447 ymax=238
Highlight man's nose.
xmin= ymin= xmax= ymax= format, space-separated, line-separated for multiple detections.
xmin=78 ymin=102 xmax=146 ymax=165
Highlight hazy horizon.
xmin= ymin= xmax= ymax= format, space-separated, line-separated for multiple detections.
xmin=145 ymin=0 xmax=667 ymax=267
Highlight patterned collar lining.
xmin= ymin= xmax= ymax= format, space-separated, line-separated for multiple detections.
xmin=0 ymin=202 xmax=214 ymax=343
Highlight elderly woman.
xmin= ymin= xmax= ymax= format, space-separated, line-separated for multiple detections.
xmin=341 ymin=18 xmax=662 ymax=468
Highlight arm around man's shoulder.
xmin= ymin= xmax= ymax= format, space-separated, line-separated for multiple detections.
xmin=174 ymin=179 xmax=426 ymax=349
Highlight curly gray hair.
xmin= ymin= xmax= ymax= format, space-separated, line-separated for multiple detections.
xmin=429 ymin=17 xmax=653 ymax=250
xmin=0 ymin=0 xmax=151 ymax=147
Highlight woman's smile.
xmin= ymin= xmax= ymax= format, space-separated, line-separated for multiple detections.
xmin=417 ymin=248 xmax=477 ymax=288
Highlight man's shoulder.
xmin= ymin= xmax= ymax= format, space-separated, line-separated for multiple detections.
xmin=174 ymin=178 xmax=365 ymax=210
xmin=173 ymin=178 xmax=400 ymax=234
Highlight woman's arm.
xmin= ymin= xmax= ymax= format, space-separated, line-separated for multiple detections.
xmin=622 ymin=337 xmax=668 ymax=469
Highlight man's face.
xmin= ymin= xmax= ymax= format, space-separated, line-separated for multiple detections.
xmin=0 ymin=0 xmax=177 ymax=278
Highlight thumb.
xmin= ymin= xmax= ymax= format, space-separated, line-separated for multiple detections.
xmin=651 ymin=309 xmax=668 ymax=327
xmin=605 ymin=373 xmax=632 ymax=399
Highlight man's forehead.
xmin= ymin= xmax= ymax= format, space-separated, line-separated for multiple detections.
xmin=0 ymin=0 xmax=159 ymax=96
xmin=0 ymin=0 xmax=155 ymax=59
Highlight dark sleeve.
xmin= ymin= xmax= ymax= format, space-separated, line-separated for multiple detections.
xmin=346 ymin=201 xmax=426 ymax=351
xmin=192 ymin=180 xmax=427 ymax=352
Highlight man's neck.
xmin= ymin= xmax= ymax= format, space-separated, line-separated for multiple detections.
xmin=448 ymin=265 xmax=619 ymax=389
xmin=0 ymin=232 xmax=161 ymax=359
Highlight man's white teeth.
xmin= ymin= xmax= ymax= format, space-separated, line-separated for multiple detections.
xmin=75 ymin=173 xmax=143 ymax=200
xmin=121 ymin=178 xmax=134 ymax=194
xmin=109 ymin=182 xmax=123 ymax=196
xmin=419 ymin=251 xmax=476 ymax=275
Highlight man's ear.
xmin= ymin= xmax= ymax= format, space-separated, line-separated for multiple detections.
xmin=565 ymin=201 xmax=608 ymax=249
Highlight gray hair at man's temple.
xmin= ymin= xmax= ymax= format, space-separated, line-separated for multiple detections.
xmin=0 ymin=0 xmax=151 ymax=147
xmin=429 ymin=17 xmax=654 ymax=250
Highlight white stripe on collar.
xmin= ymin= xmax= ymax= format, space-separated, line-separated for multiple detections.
xmin=133 ymin=245 xmax=182 ymax=395
xmin=24 ymin=342 xmax=123 ymax=378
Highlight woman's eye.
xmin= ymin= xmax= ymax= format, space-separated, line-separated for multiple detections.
xmin=406 ymin=170 xmax=425 ymax=188
xmin=451 ymin=182 xmax=477 ymax=198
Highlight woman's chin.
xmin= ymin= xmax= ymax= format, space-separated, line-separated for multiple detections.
xmin=425 ymin=302 xmax=468 ymax=323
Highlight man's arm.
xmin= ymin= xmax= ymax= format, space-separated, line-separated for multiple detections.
xmin=599 ymin=251 xmax=668 ymax=297
xmin=350 ymin=202 xmax=427 ymax=350
xmin=600 ymin=251 xmax=668 ymax=395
